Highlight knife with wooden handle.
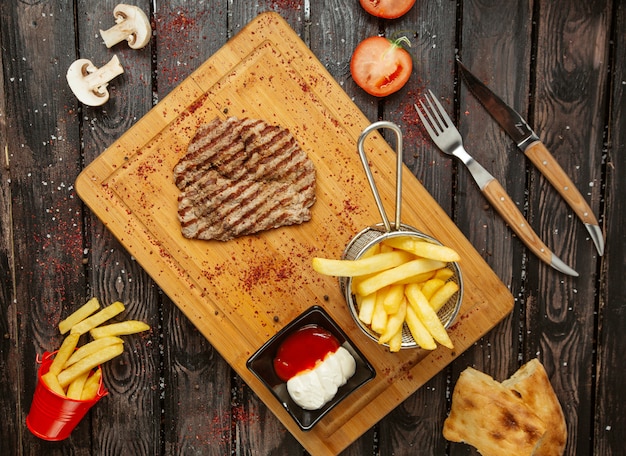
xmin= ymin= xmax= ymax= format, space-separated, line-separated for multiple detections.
xmin=457 ymin=58 xmax=604 ymax=256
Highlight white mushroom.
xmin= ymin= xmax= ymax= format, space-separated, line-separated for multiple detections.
xmin=100 ymin=4 xmax=152 ymax=49
xmin=66 ymin=55 xmax=124 ymax=106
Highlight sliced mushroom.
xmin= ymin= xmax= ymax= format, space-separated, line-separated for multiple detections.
xmin=66 ymin=55 xmax=124 ymax=106
xmin=100 ymin=4 xmax=152 ymax=49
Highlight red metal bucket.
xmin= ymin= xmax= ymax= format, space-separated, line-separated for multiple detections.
xmin=26 ymin=351 xmax=107 ymax=441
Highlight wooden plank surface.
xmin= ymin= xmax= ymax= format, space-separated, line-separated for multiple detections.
xmin=0 ymin=1 xmax=88 ymax=454
xmin=525 ymin=3 xmax=610 ymax=454
xmin=1 ymin=1 xmax=624 ymax=455
xmin=150 ymin=3 xmax=237 ymax=455
xmin=75 ymin=1 xmax=163 ymax=453
xmin=306 ymin=6 xmax=380 ymax=454
xmin=0 ymin=3 xmax=16 ymax=452
xmin=377 ymin=3 xmax=460 ymax=454
xmin=595 ymin=2 xmax=626 ymax=454
xmin=449 ymin=6 xmax=533 ymax=456
xmin=74 ymin=13 xmax=513 ymax=455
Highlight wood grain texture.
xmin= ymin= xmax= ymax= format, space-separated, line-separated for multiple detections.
xmin=309 ymin=0 xmax=379 ymax=122
xmin=150 ymin=3 xmax=239 ymax=455
xmin=458 ymin=0 xmax=533 ymax=282
xmin=528 ymin=2 xmax=610 ymax=455
xmin=451 ymin=2 xmax=533 ymax=455
xmin=74 ymin=12 xmax=513 ymax=455
xmin=375 ymin=3 xmax=459 ymax=454
xmin=74 ymin=1 xmax=161 ymax=454
xmin=595 ymin=4 xmax=626 ymax=454
xmin=0 ymin=2 xmax=18 ymax=452
xmin=306 ymin=6 xmax=381 ymax=451
xmin=306 ymin=5 xmax=380 ymax=452
xmin=524 ymin=141 xmax=600 ymax=227
xmin=225 ymin=4 xmax=316 ymax=454
xmin=1 ymin=1 xmax=88 ymax=454
xmin=1 ymin=1 xmax=624 ymax=455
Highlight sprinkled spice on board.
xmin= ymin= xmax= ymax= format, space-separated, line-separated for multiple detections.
xmin=239 ymin=254 xmax=297 ymax=294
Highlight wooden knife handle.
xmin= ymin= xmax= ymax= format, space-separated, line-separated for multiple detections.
xmin=482 ymin=179 xmax=554 ymax=266
xmin=525 ymin=141 xmax=599 ymax=226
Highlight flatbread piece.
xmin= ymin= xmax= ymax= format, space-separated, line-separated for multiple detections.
xmin=443 ymin=366 xmax=547 ymax=455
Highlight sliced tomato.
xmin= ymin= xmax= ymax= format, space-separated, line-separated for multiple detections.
xmin=350 ymin=36 xmax=413 ymax=97
xmin=360 ymin=0 xmax=416 ymax=19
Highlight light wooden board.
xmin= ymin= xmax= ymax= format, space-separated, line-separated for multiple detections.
xmin=75 ymin=12 xmax=514 ymax=456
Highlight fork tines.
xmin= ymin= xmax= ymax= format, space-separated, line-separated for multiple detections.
xmin=414 ymin=89 xmax=453 ymax=138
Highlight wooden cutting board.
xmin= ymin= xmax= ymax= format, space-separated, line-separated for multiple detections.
xmin=76 ymin=12 xmax=514 ymax=456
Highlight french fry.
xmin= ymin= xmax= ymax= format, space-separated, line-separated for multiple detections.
xmin=429 ymin=281 xmax=460 ymax=312
xmin=58 ymin=343 xmax=124 ymax=388
xmin=352 ymin=244 xmax=381 ymax=290
xmin=394 ymin=270 xmax=436 ymax=285
xmin=64 ymin=336 xmax=124 ymax=368
xmin=355 ymin=259 xmax=446 ymax=296
xmin=379 ymin=243 xmax=394 ymax=253
xmin=361 ymin=242 xmax=381 ymax=258
xmin=59 ymin=297 xmax=101 ymax=334
xmin=421 ymin=278 xmax=445 ymax=301
xmin=351 ymin=272 xmax=376 ymax=294
xmin=312 ymin=235 xmax=461 ymax=351
xmin=382 ymin=237 xmax=461 ymax=262
xmin=388 ymin=327 xmax=403 ymax=352
xmin=405 ymin=284 xmax=454 ymax=349
xmin=370 ymin=288 xmax=389 ymax=334
xmin=312 ymin=250 xmax=414 ymax=277
xmin=66 ymin=371 xmax=90 ymax=400
xmin=378 ymin=298 xmax=407 ymax=345
xmin=405 ymin=306 xmax=437 ymax=350
xmin=48 ymin=333 xmax=80 ymax=376
xmin=383 ymin=284 xmax=405 ymax=314
xmin=44 ymin=298 xmax=151 ymax=403
xmin=89 ymin=320 xmax=150 ymax=339
xmin=350 ymin=244 xmax=383 ymax=294
xmin=70 ymin=301 xmax=125 ymax=335
xmin=357 ymin=292 xmax=376 ymax=325
xmin=433 ymin=267 xmax=454 ymax=282
xmin=80 ymin=368 xmax=102 ymax=401
xmin=41 ymin=371 xmax=66 ymax=397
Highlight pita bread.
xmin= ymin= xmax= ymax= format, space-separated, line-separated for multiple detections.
xmin=443 ymin=367 xmax=546 ymax=456
xmin=502 ymin=359 xmax=567 ymax=456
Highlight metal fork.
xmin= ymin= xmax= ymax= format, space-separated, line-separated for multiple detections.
xmin=414 ymin=89 xmax=577 ymax=276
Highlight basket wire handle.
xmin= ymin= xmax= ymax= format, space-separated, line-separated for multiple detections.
xmin=357 ymin=121 xmax=404 ymax=232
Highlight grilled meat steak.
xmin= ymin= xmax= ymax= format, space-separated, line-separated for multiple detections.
xmin=174 ymin=117 xmax=316 ymax=241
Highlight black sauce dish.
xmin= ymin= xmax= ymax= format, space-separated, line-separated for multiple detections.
xmin=246 ymin=305 xmax=376 ymax=431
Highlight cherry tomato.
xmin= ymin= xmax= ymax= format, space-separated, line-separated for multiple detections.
xmin=359 ymin=0 xmax=416 ymax=19
xmin=350 ymin=36 xmax=413 ymax=97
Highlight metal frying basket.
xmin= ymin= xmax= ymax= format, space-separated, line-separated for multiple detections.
xmin=339 ymin=121 xmax=463 ymax=349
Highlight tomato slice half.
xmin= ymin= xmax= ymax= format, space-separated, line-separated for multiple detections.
xmin=360 ymin=0 xmax=416 ymax=19
xmin=350 ymin=36 xmax=413 ymax=97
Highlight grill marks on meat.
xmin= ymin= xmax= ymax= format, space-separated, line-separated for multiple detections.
xmin=174 ymin=117 xmax=316 ymax=241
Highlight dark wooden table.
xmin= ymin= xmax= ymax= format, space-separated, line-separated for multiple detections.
xmin=1 ymin=1 xmax=624 ymax=455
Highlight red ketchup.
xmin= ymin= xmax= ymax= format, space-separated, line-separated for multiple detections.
xmin=273 ymin=325 xmax=341 ymax=382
